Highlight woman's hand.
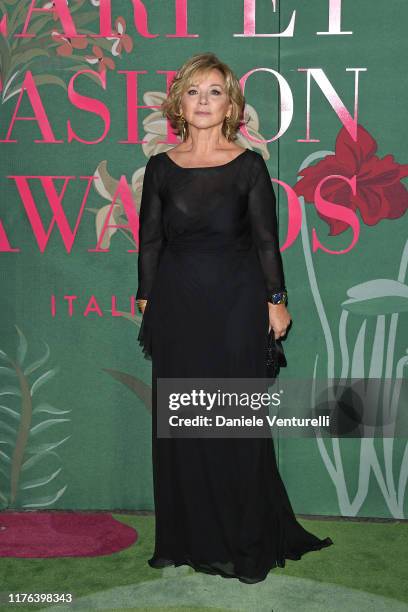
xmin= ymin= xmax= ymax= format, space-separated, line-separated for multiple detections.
xmin=268 ymin=302 xmax=292 ymax=339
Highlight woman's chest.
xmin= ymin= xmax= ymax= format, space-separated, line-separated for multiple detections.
xmin=160 ymin=171 xmax=250 ymax=221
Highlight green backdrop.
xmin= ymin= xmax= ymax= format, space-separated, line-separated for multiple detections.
xmin=0 ymin=0 xmax=407 ymax=518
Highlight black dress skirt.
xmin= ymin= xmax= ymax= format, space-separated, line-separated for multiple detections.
xmin=136 ymin=148 xmax=333 ymax=584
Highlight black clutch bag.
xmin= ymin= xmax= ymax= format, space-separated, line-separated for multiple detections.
xmin=266 ymin=330 xmax=287 ymax=379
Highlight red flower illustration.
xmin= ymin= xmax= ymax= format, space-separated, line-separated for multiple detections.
xmin=111 ymin=16 xmax=133 ymax=56
xmin=85 ymin=45 xmax=115 ymax=73
xmin=293 ymin=124 xmax=408 ymax=235
xmin=52 ymin=31 xmax=88 ymax=56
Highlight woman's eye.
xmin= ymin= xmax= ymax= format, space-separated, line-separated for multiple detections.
xmin=187 ymin=89 xmax=221 ymax=95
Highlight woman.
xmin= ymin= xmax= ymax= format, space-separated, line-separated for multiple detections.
xmin=136 ymin=52 xmax=333 ymax=584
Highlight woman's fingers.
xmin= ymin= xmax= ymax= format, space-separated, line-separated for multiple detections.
xmin=270 ymin=325 xmax=288 ymax=339
xmin=272 ymin=311 xmax=292 ymax=338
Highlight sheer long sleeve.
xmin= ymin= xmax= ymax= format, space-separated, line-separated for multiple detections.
xmin=136 ymin=155 xmax=165 ymax=300
xmin=248 ymin=153 xmax=286 ymax=301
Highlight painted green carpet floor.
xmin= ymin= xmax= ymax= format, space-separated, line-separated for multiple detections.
xmin=0 ymin=515 xmax=406 ymax=612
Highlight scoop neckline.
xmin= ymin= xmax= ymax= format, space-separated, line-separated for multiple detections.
xmin=163 ymin=148 xmax=249 ymax=169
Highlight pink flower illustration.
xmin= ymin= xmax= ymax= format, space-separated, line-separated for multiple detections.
xmin=85 ymin=45 xmax=115 ymax=72
xmin=111 ymin=17 xmax=133 ymax=56
xmin=51 ymin=31 xmax=88 ymax=56
xmin=293 ymin=124 xmax=408 ymax=235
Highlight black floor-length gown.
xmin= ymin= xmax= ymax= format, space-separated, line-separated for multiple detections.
xmin=136 ymin=148 xmax=333 ymax=584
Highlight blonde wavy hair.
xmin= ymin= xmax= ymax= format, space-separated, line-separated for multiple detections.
xmin=161 ymin=52 xmax=247 ymax=142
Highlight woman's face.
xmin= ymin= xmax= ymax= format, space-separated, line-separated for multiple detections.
xmin=179 ymin=68 xmax=232 ymax=135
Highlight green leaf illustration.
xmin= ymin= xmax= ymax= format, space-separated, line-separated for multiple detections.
xmin=342 ymin=279 xmax=408 ymax=315
xmin=22 ymin=485 xmax=68 ymax=508
xmin=30 ymin=418 xmax=70 ymax=436
xmin=103 ymin=368 xmax=152 ymax=412
xmin=25 ymin=435 xmax=71 ymax=455
xmin=20 ymin=467 xmax=62 ymax=490
xmin=0 ymin=329 xmax=70 ymax=508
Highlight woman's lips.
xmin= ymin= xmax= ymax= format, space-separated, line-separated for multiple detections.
xmin=196 ymin=111 xmax=210 ymax=115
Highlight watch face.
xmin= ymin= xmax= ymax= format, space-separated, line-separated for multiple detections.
xmin=272 ymin=292 xmax=287 ymax=304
